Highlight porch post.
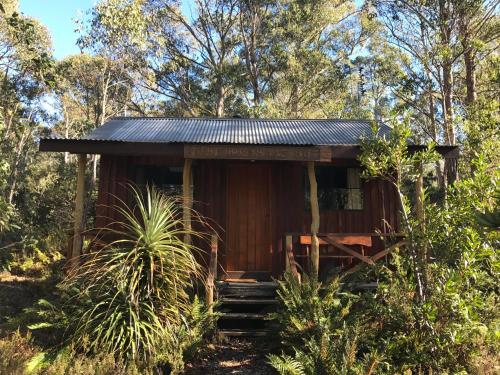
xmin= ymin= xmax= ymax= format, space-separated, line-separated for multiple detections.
xmin=70 ymin=153 xmax=87 ymax=269
xmin=183 ymin=158 xmax=193 ymax=245
xmin=307 ymin=161 xmax=320 ymax=280
xmin=206 ymin=233 xmax=218 ymax=310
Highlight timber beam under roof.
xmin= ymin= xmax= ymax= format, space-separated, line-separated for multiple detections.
xmin=39 ymin=139 xmax=458 ymax=160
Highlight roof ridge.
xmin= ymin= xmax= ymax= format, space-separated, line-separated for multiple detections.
xmin=109 ymin=116 xmax=375 ymax=122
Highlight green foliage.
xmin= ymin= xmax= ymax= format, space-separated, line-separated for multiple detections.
xmin=0 ymin=331 xmax=139 ymax=375
xmin=154 ymin=295 xmax=220 ymax=374
xmin=359 ymin=119 xmax=439 ymax=189
xmin=355 ymin=124 xmax=500 ymax=373
xmin=60 ymin=186 xmax=203 ymax=364
xmin=269 ymin=273 xmax=381 ymax=375
xmin=271 ymin=123 xmax=498 ymax=374
xmin=3 ymin=186 xmax=217 ymax=373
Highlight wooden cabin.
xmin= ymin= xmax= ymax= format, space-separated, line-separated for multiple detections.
xmin=40 ymin=117 xmax=458 ymax=282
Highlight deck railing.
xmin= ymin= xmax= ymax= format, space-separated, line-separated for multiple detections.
xmin=282 ymin=232 xmax=406 ymax=280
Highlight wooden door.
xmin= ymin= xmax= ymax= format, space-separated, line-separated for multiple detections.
xmin=226 ymin=163 xmax=272 ymax=275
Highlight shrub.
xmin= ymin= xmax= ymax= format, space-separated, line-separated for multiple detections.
xmin=57 ymin=186 xmax=208 ymax=369
xmin=268 ymin=273 xmax=380 ymax=375
xmin=354 ymin=123 xmax=500 ymax=373
xmin=0 ymin=331 xmax=139 ymax=375
xmin=0 ymin=331 xmax=38 ymax=375
xmin=155 ymin=295 xmax=220 ymax=374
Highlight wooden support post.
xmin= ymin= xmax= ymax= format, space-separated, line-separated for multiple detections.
xmin=285 ymin=234 xmax=300 ymax=282
xmin=206 ymin=233 xmax=218 ymax=310
xmin=307 ymin=161 xmax=320 ymax=280
xmin=183 ymin=159 xmax=193 ymax=245
xmin=285 ymin=235 xmax=292 ymax=272
xmin=70 ymin=154 xmax=87 ymax=269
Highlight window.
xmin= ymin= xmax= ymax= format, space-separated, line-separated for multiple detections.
xmin=136 ymin=166 xmax=184 ymax=196
xmin=305 ymin=167 xmax=363 ymax=210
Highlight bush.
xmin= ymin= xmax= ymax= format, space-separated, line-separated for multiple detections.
xmin=155 ymin=296 xmax=220 ymax=374
xmin=269 ymin=125 xmax=499 ymax=374
xmin=268 ymin=273 xmax=380 ymax=375
xmin=0 ymin=331 xmax=139 ymax=375
xmin=0 ymin=331 xmax=38 ymax=375
xmin=17 ymin=186 xmax=218 ymax=373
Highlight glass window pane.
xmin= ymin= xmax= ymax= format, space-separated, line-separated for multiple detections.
xmin=305 ymin=166 xmax=363 ymax=211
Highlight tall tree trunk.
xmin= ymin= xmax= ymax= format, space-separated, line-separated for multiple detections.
xmin=442 ymin=63 xmax=455 ymax=145
xmin=7 ymin=128 xmax=29 ymax=204
xmin=442 ymin=63 xmax=459 ymax=185
xmin=459 ymin=8 xmax=477 ymax=108
xmin=215 ymin=82 xmax=225 ymax=117
xmin=64 ymin=105 xmax=70 ymax=164
xmin=463 ymin=47 xmax=477 ymax=106
xmin=91 ymin=70 xmax=110 ymax=184
xmin=429 ymin=90 xmax=446 ymax=193
xmin=70 ymin=154 xmax=87 ymax=268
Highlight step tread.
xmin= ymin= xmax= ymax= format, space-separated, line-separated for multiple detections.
xmin=221 ymin=312 xmax=267 ymax=319
xmin=216 ymin=281 xmax=278 ymax=288
xmin=218 ymin=290 xmax=277 ymax=298
xmin=219 ymin=298 xmax=278 ymax=304
xmin=218 ymin=329 xmax=269 ymax=337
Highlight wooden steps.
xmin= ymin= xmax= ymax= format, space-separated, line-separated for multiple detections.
xmin=216 ymin=280 xmax=278 ymax=338
xmin=220 ymin=298 xmax=278 ymax=305
xmin=218 ymin=329 xmax=268 ymax=337
xmin=221 ymin=312 xmax=267 ymax=319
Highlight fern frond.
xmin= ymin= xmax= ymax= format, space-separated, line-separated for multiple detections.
xmin=268 ymin=354 xmax=306 ymax=375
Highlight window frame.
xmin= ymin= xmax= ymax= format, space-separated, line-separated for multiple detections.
xmin=304 ymin=165 xmax=364 ymax=212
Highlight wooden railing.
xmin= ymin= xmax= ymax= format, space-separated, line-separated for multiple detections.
xmin=282 ymin=232 xmax=406 ymax=279
xmin=205 ymin=233 xmax=218 ymax=309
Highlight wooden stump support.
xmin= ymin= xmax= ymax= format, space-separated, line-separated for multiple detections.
xmin=307 ymin=161 xmax=320 ymax=279
xmin=70 ymin=153 xmax=87 ymax=269
xmin=285 ymin=234 xmax=300 ymax=282
xmin=206 ymin=233 xmax=218 ymax=310
xmin=183 ymin=158 xmax=193 ymax=245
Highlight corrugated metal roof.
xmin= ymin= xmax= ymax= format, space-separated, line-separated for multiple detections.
xmin=79 ymin=117 xmax=389 ymax=146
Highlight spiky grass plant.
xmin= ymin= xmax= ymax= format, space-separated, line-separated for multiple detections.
xmin=63 ymin=185 xmax=203 ymax=364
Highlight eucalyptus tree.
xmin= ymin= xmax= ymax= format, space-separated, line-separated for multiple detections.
xmin=84 ymin=0 xmax=243 ymax=117
xmin=372 ymin=0 xmax=499 ymax=141
xmin=0 ymin=1 xmax=54 ymax=205
xmin=54 ymin=54 xmax=133 ymax=163
xmin=455 ymin=0 xmax=499 ymax=108
xmin=372 ymin=0 xmax=499 ymax=188
xmin=262 ymin=0 xmax=374 ymax=118
xmin=237 ymin=0 xmax=283 ymax=110
xmin=350 ymin=38 xmax=407 ymax=121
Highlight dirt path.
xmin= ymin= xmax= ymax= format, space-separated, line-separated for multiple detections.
xmin=184 ymin=338 xmax=277 ymax=375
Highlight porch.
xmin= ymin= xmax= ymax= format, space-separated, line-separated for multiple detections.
xmin=206 ymin=231 xmax=407 ymax=337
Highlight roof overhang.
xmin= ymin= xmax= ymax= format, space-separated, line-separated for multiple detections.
xmin=39 ymin=139 xmax=458 ymax=161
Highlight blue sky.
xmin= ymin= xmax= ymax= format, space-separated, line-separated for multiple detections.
xmin=19 ymin=0 xmax=95 ymax=59
xmin=19 ymin=0 xmax=198 ymax=59
xmin=19 ymin=0 xmax=365 ymax=60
